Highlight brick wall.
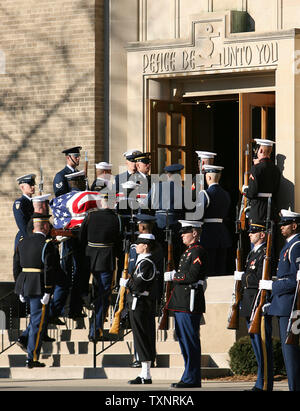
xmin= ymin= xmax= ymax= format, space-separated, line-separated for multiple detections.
xmin=0 ymin=0 xmax=104 ymax=281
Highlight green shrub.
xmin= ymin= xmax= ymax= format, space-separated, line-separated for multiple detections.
xmin=229 ymin=336 xmax=286 ymax=376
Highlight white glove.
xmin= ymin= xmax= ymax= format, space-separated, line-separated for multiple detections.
xmin=262 ymin=303 xmax=271 ymax=314
xmin=40 ymin=293 xmax=51 ymax=305
xmin=234 ymin=271 xmax=244 ymax=281
xmin=259 ymin=280 xmax=273 ymax=291
xmin=242 ymin=185 xmax=248 ymax=194
xmin=119 ymin=277 xmax=129 ymax=288
xmin=297 ymin=270 xmax=300 ymax=281
xmin=164 ymin=270 xmax=176 ymax=282
xmin=56 ymin=236 xmax=68 ymax=242
xmin=19 ymin=295 xmax=26 ymax=303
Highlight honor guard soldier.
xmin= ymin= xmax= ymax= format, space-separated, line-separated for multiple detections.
xmin=262 ymin=209 xmax=300 ymax=391
xmin=13 ymin=174 xmax=36 ymax=251
xmin=236 ymin=222 xmax=273 ymax=391
xmin=121 ymin=234 xmax=157 ymax=385
xmin=165 ymin=220 xmax=208 ymax=389
xmin=128 ymin=213 xmax=164 ymax=368
xmin=27 ymin=194 xmax=52 ymax=234
xmin=132 ymin=152 xmax=152 ymax=195
xmin=192 ymin=151 xmax=217 ymax=199
xmin=91 ymin=162 xmax=113 ymax=191
xmin=200 ymin=165 xmax=232 ymax=276
xmin=13 ymin=213 xmax=57 ymax=368
xmin=243 ymin=139 xmax=281 ymax=223
xmin=145 ymin=163 xmax=185 ymax=267
xmin=113 ymin=149 xmax=142 ymax=194
xmin=53 ymin=146 xmax=82 ymax=197
xmin=79 ymin=192 xmax=122 ymax=342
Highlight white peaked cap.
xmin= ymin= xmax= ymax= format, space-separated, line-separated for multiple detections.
xmin=65 ymin=170 xmax=85 ymax=179
xmin=95 ymin=162 xmax=112 ymax=170
xmin=121 ymin=181 xmax=140 ymax=189
xmin=179 ymin=220 xmax=203 ymax=228
xmin=195 ymin=151 xmax=217 ymax=159
xmin=254 ymin=139 xmax=275 ymax=147
xmin=280 ymin=209 xmax=300 ymax=218
xmin=203 ymin=165 xmax=224 ymax=173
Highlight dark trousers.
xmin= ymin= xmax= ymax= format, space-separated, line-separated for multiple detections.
xmin=129 ymin=298 xmax=156 ymax=363
xmin=25 ymin=296 xmax=49 ymax=361
xmin=206 ymin=248 xmax=228 ymax=276
xmin=89 ymin=271 xmax=113 ymax=338
xmin=278 ymin=316 xmax=300 ymax=391
xmin=247 ymin=316 xmax=273 ymax=391
xmin=174 ymin=311 xmax=201 ymax=385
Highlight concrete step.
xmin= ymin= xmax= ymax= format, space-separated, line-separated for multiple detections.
xmin=4 ymin=365 xmax=231 ymax=380
xmin=0 ymin=352 xmax=214 ymax=368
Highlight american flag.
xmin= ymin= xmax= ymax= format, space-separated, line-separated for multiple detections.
xmin=50 ymin=190 xmax=103 ymax=229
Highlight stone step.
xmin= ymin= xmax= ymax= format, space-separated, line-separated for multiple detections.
xmin=0 ymin=352 xmax=215 ymax=368
xmin=3 ymin=365 xmax=231 ymax=380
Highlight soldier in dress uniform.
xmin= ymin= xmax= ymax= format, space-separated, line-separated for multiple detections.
xmin=192 ymin=151 xmax=217 ymax=200
xmin=13 ymin=174 xmax=36 ymax=250
xmin=79 ymin=192 xmax=122 ymax=342
xmin=113 ymin=149 xmax=142 ymax=194
xmin=90 ymin=162 xmax=114 ymax=192
xmin=121 ymin=234 xmax=157 ymax=385
xmin=236 ymin=222 xmax=273 ymax=391
xmin=165 ymin=220 xmax=208 ymax=389
xmin=132 ymin=152 xmax=152 ymax=195
xmin=261 ymin=209 xmax=300 ymax=391
xmin=13 ymin=213 xmax=58 ymax=368
xmin=200 ymin=165 xmax=232 ymax=276
xmin=27 ymin=194 xmax=51 ymax=235
xmin=128 ymin=213 xmax=164 ymax=368
xmin=145 ymin=163 xmax=185 ymax=267
xmin=53 ymin=146 xmax=82 ymax=197
xmin=243 ymin=139 xmax=281 ymax=223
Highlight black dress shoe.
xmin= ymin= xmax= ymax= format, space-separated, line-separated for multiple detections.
xmin=42 ymin=335 xmax=56 ymax=342
xmin=171 ymin=381 xmax=201 ymax=388
xmin=16 ymin=337 xmax=28 ymax=352
xmin=68 ymin=312 xmax=87 ymax=320
xmin=128 ymin=376 xmax=152 ymax=385
xmin=244 ymin=386 xmax=264 ymax=391
xmin=131 ymin=360 xmax=141 ymax=368
xmin=26 ymin=360 xmax=46 ymax=369
xmin=48 ymin=317 xmax=65 ymax=326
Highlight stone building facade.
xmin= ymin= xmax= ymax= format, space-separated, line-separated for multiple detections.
xmin=0 ymin=0 xmax=105 ymax=282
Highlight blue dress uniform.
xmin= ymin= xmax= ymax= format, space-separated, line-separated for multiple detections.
xmin=167 ymin=222 xmax=208 ymax=388
xmin=199 ymin=166 xmax=232 ymax=275
xmin=13 ymin=174 xmax=35 ymax=250
xmin=13 ymin=214 xmax=56 ymax=367
xmin=239 ymin=223 xmax=273 ymax=391
xmin=145 ymin=164 xmax=185 ymax=268
xmin=268 ymin=210 xmax=300 ymax=391
xmin=53 ymin=146 xmax=82 ymax=197
xmin=79 ymin=205 xmax=122 ymax=341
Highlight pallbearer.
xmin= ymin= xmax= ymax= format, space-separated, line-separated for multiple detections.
xmin=165 ymin=221 xmax=208 ymax=389
xmin=91 ymin=162 xmax=114 ymax=191
xmin=53 ymin=146 xmax=82 ymax=197
xmin=13 ymin=213 xmax=57 ymax=368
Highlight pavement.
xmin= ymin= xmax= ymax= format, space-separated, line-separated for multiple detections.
xmin=0 ymin=378 xmax=289 ymax=392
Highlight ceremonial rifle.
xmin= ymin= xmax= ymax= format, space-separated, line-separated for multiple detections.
xmin=109 ymin=239 xmax=130 ymax=335
xmin=158 ymin=211 xmax=174 ymax=331
xmin=239 ymin=144 xmax=250 ymax=231
xmin=39 ymin=166 xmax=44 ymax=195
xmin=84 ymin=151 xmax=89 ymax=190
xmin=227 ymin=205 xmax=243 ymax=330
xmin=285 ymin=266 xmax=300 ymax=345
xmin=248 ymin=197 xmax=273 ymax=334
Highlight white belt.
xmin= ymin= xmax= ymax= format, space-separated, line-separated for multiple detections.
xmin=257 ymin=193 xmax=272 ymax=198
xmin=204 ymin=218 xmax=223 ymax=223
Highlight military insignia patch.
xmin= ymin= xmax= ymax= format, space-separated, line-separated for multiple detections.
xmin=56 ymin=182 xmax=63 ymax=188
xmin=15 ymin=202 xmax=20 ymax=210
xmin=193 ymin=257 xmax=202 ymax=265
